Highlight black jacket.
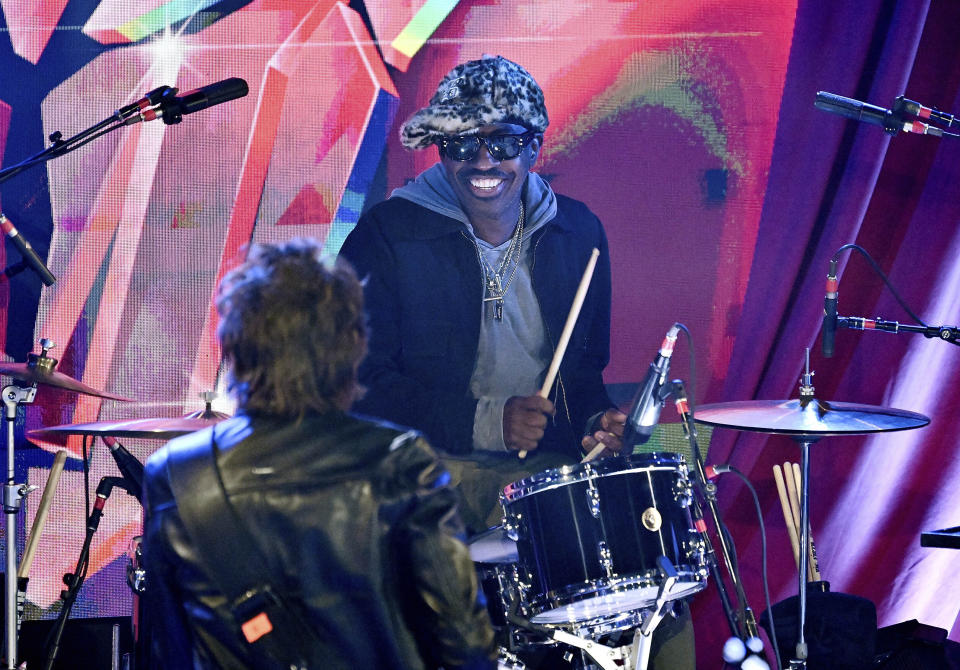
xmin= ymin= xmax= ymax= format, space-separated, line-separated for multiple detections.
xmin=339 ymin=193 xmax=613 ymax=458
xmin=142 ymin=411 xmax=497 ymax=669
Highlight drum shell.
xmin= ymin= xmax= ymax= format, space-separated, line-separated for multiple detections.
xmin=501 ymin=453 xmax=704 ymax=622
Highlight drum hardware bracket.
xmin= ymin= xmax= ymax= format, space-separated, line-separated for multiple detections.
xmin=586 ymin=479 xmax=601 ymax=518
xmin=3 ymin=483 xmax=37 ymax=513
xmin=597 ymin=541 xmax=613 ymax=577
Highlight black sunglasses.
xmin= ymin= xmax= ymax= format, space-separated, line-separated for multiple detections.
xmin=437 ymin=131 xmax=536 ymax=162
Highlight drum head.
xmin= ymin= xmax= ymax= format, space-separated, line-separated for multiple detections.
xmin=468 ymin=526 xmax=519 ymax=563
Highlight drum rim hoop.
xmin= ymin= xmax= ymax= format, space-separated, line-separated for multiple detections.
xmin=528 ymin=568 xmax=706 ymax=622
xmin=501 ymin=451 xmax=687 ymax=503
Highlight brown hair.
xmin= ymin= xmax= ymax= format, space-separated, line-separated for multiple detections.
xmin=216 ymin=238 xmax=366 ymax=415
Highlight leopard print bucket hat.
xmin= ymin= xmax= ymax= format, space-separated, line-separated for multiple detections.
xmin=400 ymin=55 xmax=549 ymax=150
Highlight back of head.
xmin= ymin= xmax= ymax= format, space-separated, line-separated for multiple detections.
xmin=216 ymin=238 xmax=366 ymax=415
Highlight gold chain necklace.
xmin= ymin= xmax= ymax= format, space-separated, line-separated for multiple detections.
xmin=477 ymin=201 xmax=525 ymax=321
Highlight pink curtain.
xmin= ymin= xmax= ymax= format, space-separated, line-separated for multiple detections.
xmin=694 ymin=0 xmax=960 ymax=658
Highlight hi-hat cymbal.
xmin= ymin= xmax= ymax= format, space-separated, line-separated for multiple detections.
xmin=467 ymin=526 xmax=518 ymax=564
xmin=693 ymin=398 xmax=930 ymax=436
xmin=0 ymin=361 xmax=132 ymax=402
xmin=27 ymin=409 xmax=229 ymax=441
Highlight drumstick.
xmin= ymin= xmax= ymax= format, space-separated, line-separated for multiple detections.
xmin=18 ymin=450 xmax=68 ymax=579
xmin=519 ymin=247 xmax=600 ymax=460
xmin=792 ymin=462 xmax=822 ymax=581
xmin=781 ymin=460 xmax=807 ymax=580
xmin=772 ymin=464 xmax=801 ymax=572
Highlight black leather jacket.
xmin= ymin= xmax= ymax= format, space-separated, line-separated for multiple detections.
xmin=141 ymin=411 xmax=497 ymax=669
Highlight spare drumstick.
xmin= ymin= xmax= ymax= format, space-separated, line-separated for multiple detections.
xmin=519 ymin=247 xmax=600 ymax=460
xmin=18 ymin=450 xmax=68 ymax=580
xmin=781 ymin=460 xmax=808 ymax=579
xmin=773 ymin=464 xmax=802 ymax=572
xmin=792 ymin=462 xmax=822 ymax=581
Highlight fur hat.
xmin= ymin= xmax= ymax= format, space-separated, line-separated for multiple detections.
xmin=400 ymin=55 xmax=549 ymax=150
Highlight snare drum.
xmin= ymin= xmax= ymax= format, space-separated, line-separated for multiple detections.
xmin=500 ymin=453 xmax=706 ymax=625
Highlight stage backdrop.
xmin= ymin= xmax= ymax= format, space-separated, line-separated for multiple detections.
xmin=0 ymin=0 xmax=957 ymax=661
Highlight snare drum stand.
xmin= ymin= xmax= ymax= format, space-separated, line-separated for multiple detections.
xmin=506 ymin=557 xmax=681 ymax=670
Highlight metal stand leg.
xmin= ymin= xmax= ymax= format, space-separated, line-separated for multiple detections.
xmin=789 ymin=438 xmax=817 ymax=669
xmin=3 ymin=384 xmax=36 ymax=670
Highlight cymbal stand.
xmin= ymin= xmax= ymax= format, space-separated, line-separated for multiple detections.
xmin=2 ymin=380 xmax=37 ymax=669
xmin=788 ymin=359 xmax=819 ymax=669
xmin=43 ymin=477 xmax=133 ymax=670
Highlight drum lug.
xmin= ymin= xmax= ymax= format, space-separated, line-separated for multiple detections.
xmin=597 ymin=541 xmax=613 ymax=577
xmin=672 ymin=475 xmax=693 ymax=507
xmin=686 ymin=535 xmax=708 ymax=577
xmin=586 ymin=479 xmax=601 ymax=518
xmin=502 ymin=513 xmax=520 ymax=541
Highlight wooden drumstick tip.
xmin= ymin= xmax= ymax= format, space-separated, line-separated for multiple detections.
xmin=581 ymin=442 xmax=606 ymax=463
xmin=773 ymin=464 xmax=801 ymax=572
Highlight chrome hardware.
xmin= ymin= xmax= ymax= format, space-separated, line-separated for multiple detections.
xmin=597 ymin=541 xmax=613 ymax=577
xmin=672 ymin=475 xmax=693 ymax=507
xmin=586 ymin=478 xmax=601 ymax=518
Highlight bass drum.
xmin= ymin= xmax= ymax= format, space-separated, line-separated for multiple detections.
xmin=501 ymin=453 xmax=706 ymax=626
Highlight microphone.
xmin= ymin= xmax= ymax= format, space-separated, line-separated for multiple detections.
xmin=822 ymin=258 xmax=838 ymax=358
xmin=89 ymin=476 xmax=136 ymax=533
xmin=121 ymin=77 xmax=249 ymax=126
xmin=621 ymin=324 xmax=679 ymax=448
xmin=1 ymin=213 xmax=56 ymax=286
xmin=815 ymin=91 xmax=944 ymax=136
xmin=102 ymin=436 xmax=144 ymax=502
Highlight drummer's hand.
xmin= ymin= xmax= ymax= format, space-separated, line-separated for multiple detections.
xmin=581 ymin=408 xmax=627 ymax=458
xmin=503 ymin=395 xmax=554 ymax=452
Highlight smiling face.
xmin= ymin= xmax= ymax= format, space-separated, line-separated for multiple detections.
xmin=440 ymin=122 xmax=541 ymax=241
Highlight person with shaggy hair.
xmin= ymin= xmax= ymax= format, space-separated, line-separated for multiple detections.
xmin=142 ymin=238 xmax=497 ymax=670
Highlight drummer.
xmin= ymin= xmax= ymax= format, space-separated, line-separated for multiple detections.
xmin=340 ymin=54 xmax=695 ymax=669
xmin=339 ymin=54 xmax=626 ymax=530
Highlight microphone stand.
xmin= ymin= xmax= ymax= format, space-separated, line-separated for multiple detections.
xmin=836 ymin=315 xmax=960 ymax=346
xmin=43 ymin=477 xmax=132 ymax=670
xmin=671 ymin=380 xmax=762 ymax=645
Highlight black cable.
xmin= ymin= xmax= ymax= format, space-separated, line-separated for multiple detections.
xmin=677 ymin=323 xmax=753 ymax=629
xmin=831 ymin=244 xmax=927 ymax=327
xmin=714 ymin=465 xmax=782 ymax=670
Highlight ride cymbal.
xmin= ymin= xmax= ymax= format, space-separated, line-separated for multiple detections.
xmin=693 ymin=398 xmax=929 ymax=436
xmin=27 ymin=410 xmax=229 ymax=441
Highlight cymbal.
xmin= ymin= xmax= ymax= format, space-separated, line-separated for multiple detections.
xmin=693 ymin=398 xmax=930 ymax=436
xmin=0 ymin=361 xmax=132 ymax=402
xmin=467 ymin=526 xmax=518 ymax=564
xmin=27 ymin=409 xmax=229 ymax=441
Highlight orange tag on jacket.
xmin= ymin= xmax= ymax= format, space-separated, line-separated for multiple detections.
xmin=241 ymin=612 xmax=273 ymax=643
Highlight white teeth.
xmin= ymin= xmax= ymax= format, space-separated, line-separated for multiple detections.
xmin=470 ymin=178 xmax=502 ymax=190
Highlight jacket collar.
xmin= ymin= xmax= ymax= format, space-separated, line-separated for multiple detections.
xmin=389 ymin=164 xmax=568 ymax=240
